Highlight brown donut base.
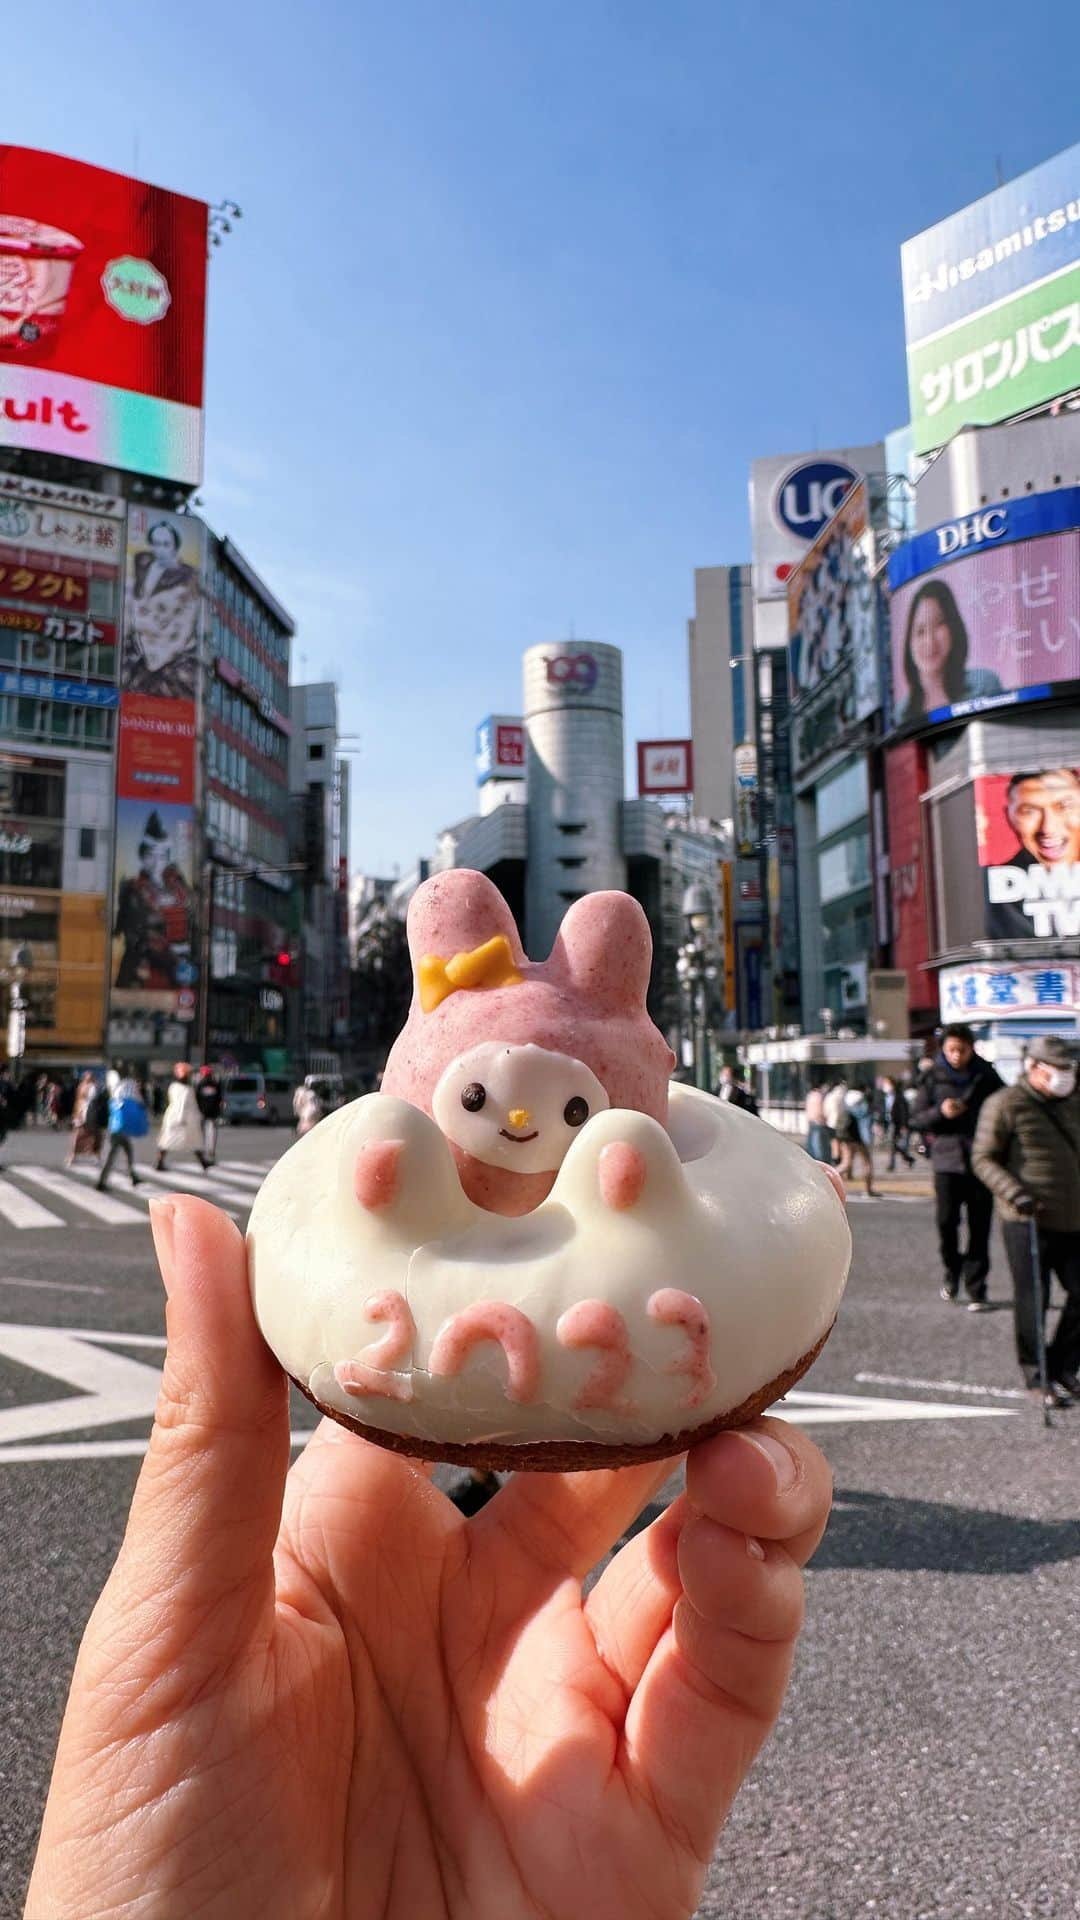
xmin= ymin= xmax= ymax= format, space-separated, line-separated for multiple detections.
xmin=289 ymin=1320 xmax=833 ymax=1472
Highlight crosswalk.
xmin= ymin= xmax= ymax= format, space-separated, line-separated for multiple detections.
xmin=0 ymin=1157 xmax=273 ymax=1231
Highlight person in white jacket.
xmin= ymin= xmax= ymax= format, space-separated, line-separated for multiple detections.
xmin=156 ymin=1062 xmax=208 ymax=1172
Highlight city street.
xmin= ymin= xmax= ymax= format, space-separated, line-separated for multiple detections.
xmin=0 ymin=1128 xmax=1077 ymax=1918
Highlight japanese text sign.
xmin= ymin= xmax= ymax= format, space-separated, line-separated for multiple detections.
xmin=902 ymin=143 xmax=1080 ymax=454
xmin=939 ymin=960 xmax=1080 ymax=1020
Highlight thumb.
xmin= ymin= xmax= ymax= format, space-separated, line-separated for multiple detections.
xmin=111 ymin=1195 xmax=290 ymax=1669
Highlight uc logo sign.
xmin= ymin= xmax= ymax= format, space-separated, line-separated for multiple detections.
xmin=545 ymin=652 xmax=598 ymax=693
xmin=774 ymin=460 xmax=858 ymax=542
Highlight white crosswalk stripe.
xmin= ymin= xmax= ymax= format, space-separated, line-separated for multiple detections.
xmin=17 ymin=1166 xmax=143 ymax=1226
xmin=0 ymin=1157 xmax=279 ymax=1229
xmin=132 ymin=1166 xmax=258 ymax=1209
xmin=0 ymin=1177 xmax=64 ymax=1230
xmin=68 ymin=1165 xmax=248 ymax=1218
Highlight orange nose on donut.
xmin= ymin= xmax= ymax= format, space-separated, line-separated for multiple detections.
xmin=507 ymin=1108 xmax=531 ymax=1129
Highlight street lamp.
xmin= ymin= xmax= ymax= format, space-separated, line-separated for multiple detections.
xmin=678 ymin=883 xmax=716 ymax=1091
xmin=3 ymin=943 xmax=33 ymax=1080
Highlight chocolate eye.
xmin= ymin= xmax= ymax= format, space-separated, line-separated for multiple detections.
xmin=564 ymin=1096 xmax=589 ymax=1128
xmin=461 ymin=1082 xmax=486 ymax=1112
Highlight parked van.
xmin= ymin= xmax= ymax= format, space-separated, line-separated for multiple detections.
xmin=223 ymin=1070 xmax=293 ymax=1125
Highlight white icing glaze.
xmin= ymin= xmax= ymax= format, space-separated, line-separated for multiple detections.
xmin=431 ymin=1041 xmax=609 ymax=1175
xmin=247 ymin=1085 xmax=852 ymax=1450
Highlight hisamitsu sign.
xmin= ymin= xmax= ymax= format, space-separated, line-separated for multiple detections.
xmin=902 ymin=142 xmax=1080 ymax=454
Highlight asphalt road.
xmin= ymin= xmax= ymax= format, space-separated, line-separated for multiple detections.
xmin=0 ymin=1123 xmax=1077 ymax=1919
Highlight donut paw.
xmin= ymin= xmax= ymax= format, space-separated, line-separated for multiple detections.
xmin=353 ymin=1139 xmax=405 ymax=1210
xmin=597 ymin=1141 xmax=648 ymax=1211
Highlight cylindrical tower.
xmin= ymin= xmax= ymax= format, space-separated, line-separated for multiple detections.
xmin=523 ymin=639 xmax=627 ymax=957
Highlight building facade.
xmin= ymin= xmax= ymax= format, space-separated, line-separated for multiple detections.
xmin=289 ymin=681 xmax=350 ymax=1065
xmin=0 ymin=471 xmax=124 ymax=1066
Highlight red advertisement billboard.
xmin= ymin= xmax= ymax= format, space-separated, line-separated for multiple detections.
xmin=0 ymin=146 xmax=207 ymax=485
xmin=975 ymin=766 xmax=1080 ymax=941
xmin=117 ymin=694 xmax=196 ymax=805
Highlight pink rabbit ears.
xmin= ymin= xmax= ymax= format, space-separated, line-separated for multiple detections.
xmin=405 ymin=871 xmax=655 ymax=1014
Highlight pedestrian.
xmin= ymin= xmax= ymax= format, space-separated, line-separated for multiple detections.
xmin=24 ymin=1194 xmax=832 ymax=1920
xmin=0 ymin=1061 xmax=15 ymax=1169
xmin=830 ymin=1082 xmax=879 ymax=1198
xmin=66 ymin=1072 xmax=105 ymax=1167
xmin=908 ymin=1022 xmax=1002 ymax=1309
xmin=880 ymin=1076 xmax=915 ymax=1170
xmin=195 ymin=1066 xmax=223 ymax=1165
xmin=804 ymin=1084 xmax=834 ymax=1164
xmin=293 ymin=1079 xmax=322 ymax=1136
xmin=97 ymin=1069 xmax=148 ymax=1191
xmin=156 ymin=1062 xmax=208 ymax=1171
xmin=972 ymin=1036 xmax=1080 ymax=1411
xmin=716 ymin=1064 xmax=759 ymax=1115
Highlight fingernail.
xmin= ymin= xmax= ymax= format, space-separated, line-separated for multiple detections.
xmin=149 ymin=1198 xmax=177 ymax=1295
xmin=741 ymin=1429 xmax=799 ymax=1493
xmin=745 ymin=1535 xmax=766 ymax=1561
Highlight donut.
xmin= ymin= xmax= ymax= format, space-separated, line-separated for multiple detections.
xmin=247 ymin=871 xmax=851 ymax=1469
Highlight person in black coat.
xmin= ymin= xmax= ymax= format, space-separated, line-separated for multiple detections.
xmin=195 ymin=1068 xmax=224 ymax=1165
xmin=908 ymin=1024 xmax=1003 ymax=1307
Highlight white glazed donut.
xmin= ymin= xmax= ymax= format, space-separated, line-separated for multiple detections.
xmin=247 ymin=1082 xmax=851 ymax=1467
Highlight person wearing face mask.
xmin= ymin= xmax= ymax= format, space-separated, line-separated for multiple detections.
xmin=973 ymin=1036 xmax=1080 ymax=1410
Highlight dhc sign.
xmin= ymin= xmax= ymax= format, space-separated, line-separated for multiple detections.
xmin=774 ymin=459 xmax=859 ymax=542
xmin=888 ymin=485 xmax=1080 ymax=591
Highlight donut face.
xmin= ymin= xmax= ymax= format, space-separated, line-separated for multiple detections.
xmin=431 ymin=1042 xmax=610 ymax=1176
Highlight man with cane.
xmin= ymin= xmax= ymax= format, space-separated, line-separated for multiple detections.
xmin=973 ymin=1037 xmax=1080 ymax=1414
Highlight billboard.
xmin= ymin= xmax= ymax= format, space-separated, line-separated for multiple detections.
xmin=475 ymin=714 xmax=525 ymax=785
xmin=637 ymin=739 xmax=693 ymax=796
xmin=903 ymin=143 xmax=1080 ymax=456
xmin=940 ymin=958 xmax=1080 ymax=1021
xmin=750 ymin=443 xmax=883 ymax=606
xmin=122 ymin=504 xmax=205 ymax=699
xmin=975 ymin=766 xmax=1080 ymax=941
xmin=887 ymin=490 xmax=1080 ymax=732
xmin=110 ymin=796 xmax=198 ymax=1010
xmin=117 ymin=694 xmax=197 ymax=804
xmin=787 ymin=480 xmax=881 ymax=720
xmin=0 ymin=145 xmax=207 ymax=485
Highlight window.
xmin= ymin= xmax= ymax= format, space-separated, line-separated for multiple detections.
xmin=309 ymin=742 xmax=325 ymax=761
xmin=816 ymin=757 xmax=867 ymax=841
xmin=79 ymin=827 xmax=96 ymax=859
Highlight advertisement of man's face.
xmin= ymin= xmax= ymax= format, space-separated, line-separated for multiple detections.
xmin=976 ymin=767 xmax=1080 ymax=942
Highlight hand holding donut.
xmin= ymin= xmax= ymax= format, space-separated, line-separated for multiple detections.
xmin=26 ymin=1196 xmax=832 ymax=1920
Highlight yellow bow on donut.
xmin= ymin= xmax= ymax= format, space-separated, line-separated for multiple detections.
xmin=418 ymin=935 xmax=523 ymax=1013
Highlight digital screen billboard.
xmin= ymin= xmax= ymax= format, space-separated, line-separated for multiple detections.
xmin=975 ymin=766 xmax=1080 ymax=942
xmin=902 ymin=143 xmax=1080 ymax=455
xmin=0 ymin=145 xmax=207 ymax=485
xmin=888 ymin=489 xmax=1080 ymax=732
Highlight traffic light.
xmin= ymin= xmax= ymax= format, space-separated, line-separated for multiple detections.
xmin=265 ymin=948 xmax=298 ymax=988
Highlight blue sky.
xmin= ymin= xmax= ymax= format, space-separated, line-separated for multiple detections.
xmin=6 ymin=1 xmax=1080 ymax=875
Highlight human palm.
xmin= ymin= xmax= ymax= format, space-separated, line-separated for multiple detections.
xmin=27 ymin=1199 xmax=831 ymax=1920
